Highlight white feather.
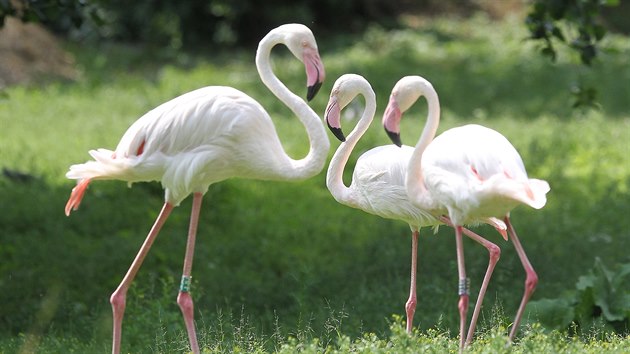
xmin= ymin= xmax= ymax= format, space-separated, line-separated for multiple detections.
xmin=66 ymin=24 xmax=329 ymax=212
xmin=325 ymin=74 xmax=440 ymax=232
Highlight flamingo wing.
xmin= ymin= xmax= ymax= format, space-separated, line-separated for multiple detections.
xmin=114 ymin=86 xmax=276 ymax=159
xmin=352 ymin=145 xmax=437 ymax=226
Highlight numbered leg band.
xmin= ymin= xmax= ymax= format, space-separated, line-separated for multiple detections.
xmin=458 ymin=277 xmax=470 ymax=296
xmin=180 ymin=275 xmax=192 ymax=293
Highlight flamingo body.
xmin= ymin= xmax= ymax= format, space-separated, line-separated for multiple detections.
xmin=345 ymin=144 xmax=439 ymax=228
xmin=421 ymin=124 xmax=549 ymax=225
xmin=383 ymin=75 xmax=550 ymax=349
xmin=67 ymin=86 xmax=308 ymax=207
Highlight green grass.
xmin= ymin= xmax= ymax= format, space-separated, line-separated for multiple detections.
xmin=1 ymin=13 xmax=629 ymax=353
xmin=2 ymin=315 xmax=630 ymax=353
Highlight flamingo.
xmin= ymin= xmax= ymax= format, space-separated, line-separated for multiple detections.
xmin=64 ymin=24 xmax=329 ymax=354
xmin=324 ymin=74 xmax=503 ymax=335
xmin=382 ymin=75 xmax=550 ymax=349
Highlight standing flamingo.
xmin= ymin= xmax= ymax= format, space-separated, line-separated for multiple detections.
xmin=325 ymin=74 xmax=502 ymax=334
xmin=64 ymin=24 xmax=328 ymax=354
xmin=382 ymin=75 xmax=550 ymax=349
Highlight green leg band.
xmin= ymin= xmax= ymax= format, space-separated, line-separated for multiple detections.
xmin=180 ymin=275 xmax=192 ymax=293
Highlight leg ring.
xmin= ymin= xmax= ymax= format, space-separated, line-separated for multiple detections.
xmin=180 ymin=275 xmax=192 ymax=293
xmin=458 ymin=277 xmax=470 ymax=296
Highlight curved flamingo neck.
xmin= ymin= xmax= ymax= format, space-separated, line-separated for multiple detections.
xmin=406 ymin=86 xmax=440 ymax=206
xmin=326 ymin=83 xmax=376 ymax=206
xmin=256 ymin=34 xmax=329 ymax=180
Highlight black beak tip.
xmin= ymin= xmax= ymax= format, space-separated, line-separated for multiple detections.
xmin=385 ymin=129 xmax=402 ymax=147
xmin=307 ymin=82 xmax=323 ymax=102
xmin=327 ymin=123 xmax=346 ymax=142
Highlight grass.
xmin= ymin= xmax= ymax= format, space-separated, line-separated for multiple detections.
xmin=2 ymin=315 xmax=630 ymax=353
xmin=0 ymin=13 xmax=629 ymax=353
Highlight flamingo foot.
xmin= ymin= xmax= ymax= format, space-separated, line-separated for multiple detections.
xmin=65 ymin=178 xmax=91 ymax=216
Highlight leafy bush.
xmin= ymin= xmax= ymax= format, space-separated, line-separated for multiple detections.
xmin=526 ymin=258 xmax=630 ymax=334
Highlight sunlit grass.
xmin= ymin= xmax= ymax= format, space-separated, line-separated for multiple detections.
xmin=0 ymin=13 xmax=629 ymax=353
xmin=3 ymin=314 xmax=629 ymax=353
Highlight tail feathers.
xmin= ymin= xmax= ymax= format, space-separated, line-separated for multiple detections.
xmin=504 ymin=178 xmax=550 ymax=210
xmin=527 ymin=179 xmax=550 ymax=209
xmin=65 ymin=178 xmax=91 ymax=216
xmin=65 ymin=149 xmax=132 ymax=216
xmin=66 ymin=149 xmax=128 ymax=180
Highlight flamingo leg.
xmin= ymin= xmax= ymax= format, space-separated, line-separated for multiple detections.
xmin=439 ymin=216 xmax=501 ymax=346
xmin=405 ymin=230 xmax=419 ymax=333
xmin=177 ymin=192 xmax=203 ymax=354
xmin=505 ymin=216 xmax=537 ymax=341
xmin=461 ymin=228 xmax=500 ymax=346
xmin=109 ymin=202 xmax=174 ymax=354
xmin=454 ymin=226 xmax=469 ymax=351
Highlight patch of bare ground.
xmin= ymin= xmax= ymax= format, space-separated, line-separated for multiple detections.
xmin=0 ymin=16 xmax=78 ymax=88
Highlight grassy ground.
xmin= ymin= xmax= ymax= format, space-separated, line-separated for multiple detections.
xmin=1 ymin=14 xmax=629 ymax=353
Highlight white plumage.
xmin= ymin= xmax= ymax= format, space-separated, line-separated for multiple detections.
xmin=65 ymin=24 xmax=328 ymax=354
xmin=325 ymin=75 xmax=440 ymax=230
xmin=422 ymin=124 xmax=549 ymax=225
xmin=65 ymin=24 xmax=329 ymax=215
xmin=349 ymin=145 xmax=438 ymax=225
xmin=324 ymin=74 xmax=497 ymax=335
xmin=382 ymin=75 xmax=550 ymax=349
xmin=67 ymin=85 xmax=322 ymax=207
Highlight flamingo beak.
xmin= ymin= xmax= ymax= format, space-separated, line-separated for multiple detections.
xmin=303 ymin=47 xmax=326 ymax=101
xmin=383 ymin=96 xmax=402 ymax=147
xmin=324 ymin=96 xmax=345 ymax=142
xmin=307 ymin=81 xmax=322 ymax=102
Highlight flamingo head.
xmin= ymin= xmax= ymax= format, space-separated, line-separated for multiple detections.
xmin=383 ymin=76 xmax=436 ymax=147
xmin=324 ymin=74 xmax=371 ymax=142
xmin=276 ymin=24 xmax=326 ymax=101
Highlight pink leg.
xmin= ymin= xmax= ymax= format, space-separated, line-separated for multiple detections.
xmin=439 ymin=217 xmax=501 ymax=346
xmin=177 ymin=192 xmax=203 ymax=354
xmin=505 ymin=216 xmax=537 ymax=341
xmin=110 ymin=202 xmax=174 ymax=354
xmin=454 ymin=226 xmax=469 ymax=351
xmin=461 ymin=228 xmax=500 ymax=346
xmin=405 ymin=230 xmax=419 ymax=334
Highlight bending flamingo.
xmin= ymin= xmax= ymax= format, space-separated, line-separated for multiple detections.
xmin=65 ymin=24 xmax=328 ymax=354
xmin=383 ymin=75 xmax=550 ymax=349
xmin=325 ymin=74 xmax=502 ymax=334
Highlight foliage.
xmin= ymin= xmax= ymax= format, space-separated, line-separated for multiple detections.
xmin=526 ymin=0 xmax=619 ymax=65
xmin=525 ymin=0 xmax=621 ymax=108
xmin=0 ymin=0 xmax=99 ymax=32
xmin=0 ymin=0 xmax=406 ymax=49
xmin=526 ymin=258 xmax=630 ymax=334
xmin=0 ymin=14 xmax=629 ymax=352
xmin=88 ymin=0 xmax=404 ymax=49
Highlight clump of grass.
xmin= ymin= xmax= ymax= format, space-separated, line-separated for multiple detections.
xmin=3 ymin=303 xmax=630 ymax=353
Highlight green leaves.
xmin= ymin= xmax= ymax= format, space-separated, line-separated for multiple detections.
xmin=576 ymin=258 xmax=630 ymax=323
xmin=527 ymin=258 xmax=630 ymax=333
xmin=525 ymin=0 xmax=621 ymax=108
